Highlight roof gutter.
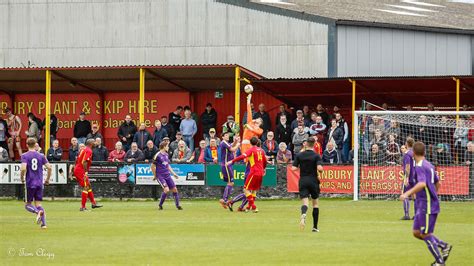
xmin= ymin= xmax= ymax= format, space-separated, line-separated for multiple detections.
xmin=336 ymin=20 xmax=474 ymax=35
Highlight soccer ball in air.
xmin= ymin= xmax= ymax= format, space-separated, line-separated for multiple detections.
xmin=244 ymin=84 xmax=254 ymax=94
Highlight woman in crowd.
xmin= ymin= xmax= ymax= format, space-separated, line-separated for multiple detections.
xmin=276 ymin=142 xmax=292 ymax=164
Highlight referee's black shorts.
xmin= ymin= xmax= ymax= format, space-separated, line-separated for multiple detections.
xmin=299 ymin=178 xmax=320 ymax=199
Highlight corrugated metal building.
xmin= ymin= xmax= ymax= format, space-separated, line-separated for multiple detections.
xmin=1 ymin=0 xmax=472 ymax=78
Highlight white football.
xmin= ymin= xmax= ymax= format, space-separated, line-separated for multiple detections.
xmin=244 ymin=84 xmax=254 ymax=94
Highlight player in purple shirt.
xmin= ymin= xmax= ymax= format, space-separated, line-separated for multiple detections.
xmin=400 ymin=142 xmax=452 ymax=266
xmin=20 ymin=138 xmax=52 ymax=229
xmin=401 ymin=137 xmax=415 ymax=220
xmin=151 ymin=142 xmax=182 ymax=210
xmin=218 ymin=132 xmax=240 ymax=209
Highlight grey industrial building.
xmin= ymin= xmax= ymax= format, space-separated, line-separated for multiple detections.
xmin=1 ymin=0 xmax=473 ymax=78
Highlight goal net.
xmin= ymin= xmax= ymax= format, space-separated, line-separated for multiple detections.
xmin=353 ymin=111 xmax=474 ymax=201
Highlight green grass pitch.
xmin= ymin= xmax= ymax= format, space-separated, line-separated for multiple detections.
xmin=1 ymin=199 xmax=473 ymax=265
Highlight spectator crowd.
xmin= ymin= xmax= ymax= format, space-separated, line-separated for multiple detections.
xmin=0 ymin=103 xmax=473 ymax=168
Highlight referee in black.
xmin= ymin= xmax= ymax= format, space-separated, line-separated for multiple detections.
xmin=292 ymin=137 xmax=324 ymax=232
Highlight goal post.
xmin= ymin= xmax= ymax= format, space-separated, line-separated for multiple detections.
xmin=353 ymin=110 xmax=474 ymax=201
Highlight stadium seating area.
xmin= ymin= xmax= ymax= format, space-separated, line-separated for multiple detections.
xmin=1 ymin=103 xmax=473 ymax=168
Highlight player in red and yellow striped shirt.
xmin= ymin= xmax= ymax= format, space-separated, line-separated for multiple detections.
xmin=227 ymin=137 xmax=267 ymax=212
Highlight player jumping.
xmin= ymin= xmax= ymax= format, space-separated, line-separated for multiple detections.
xmin=72 ymin=138 xmax=102 ymax=211
xmin=291 ymin=137 xmax=323 ymax=232
xmin=218 ymin=132 xmax=240 ymax=209
xmin=226 ymin=93 xmax=263 ymax=212
xmin=227 ymin=137 xmax=267 ymax=212
xmin=400 ymin=142 xmax=452 ymax=266
xmin=401 ymin=137 xmax=415 ymax=220
xmin=20 ymin=138 xmax=51 ymax=229
xmin=241 ymin=94 xmax=263 ymax=154
xmin=151 ymin=142 xmax=182 ymax=210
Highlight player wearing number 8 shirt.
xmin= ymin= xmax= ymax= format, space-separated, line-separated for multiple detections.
xmin=291 ymin=137 xmax=323 ymax=232
xmin=20 ymin=138 xmax=52 ymax=229
xmin=73 ymin=138 xmax=102 ymax=211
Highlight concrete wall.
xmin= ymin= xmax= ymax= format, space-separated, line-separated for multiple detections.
xmin=0 ymin=0 xmax=328 ymax=78
xmin=337 ymin=25 xmax=472 ymax=76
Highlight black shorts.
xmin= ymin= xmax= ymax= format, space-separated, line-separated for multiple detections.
xmin=299 ymin=178 xmax=320 ymax=199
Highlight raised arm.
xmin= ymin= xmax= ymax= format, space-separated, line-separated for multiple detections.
xmin=246 ymin=94 xmax=253 ymax=124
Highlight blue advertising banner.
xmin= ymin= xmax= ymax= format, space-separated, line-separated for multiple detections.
xmin=135 ymin=164 xmax=205 ymax=186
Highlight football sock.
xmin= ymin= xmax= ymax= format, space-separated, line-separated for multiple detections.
xmin=159 ymin=192 xmax=167 ymax=206
xmin=173 ymin=192 xmax=180 ymax=207
xmin=240 ymin=199 xmax=248 ymax=209
xmin=246 ymin=195 xmax=255 ymax=209
xmin=301 ymin=205 xmax=308 ymax=215
xmin=25 ymin=204 xmax=38 ymax=214
xmin=232 ymin=193 xmax=245 ymax=203
xmin=81 ymin=191 xmax=88 ymax=208
xmin=36 ymin=206 xmax=46 ymax=226
xmin=424 ymin=235 xmax=444 ymax=264
xmin=223 ymin=185 xmax=233 ymax=202
xmin=403 ymin=199 xmax=409 ymax=217
xmin=432 ymin=235 xmax=448 ymax=249
xmin=312 ymin=208 xmax=319 ymax=229
xmin=87 ymin=189 xmax=96 ymax=205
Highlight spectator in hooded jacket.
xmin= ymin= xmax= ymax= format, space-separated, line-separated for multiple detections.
xmin=322 ymin=141 xmax=340 ymax=164
xmin=222 ymin=115 xmax=239 ymax=143
xmin=124 ymin=142 xmax=145 ymax=163
xmin=133 ymin=122 xmax=152 ymax=151
xmin=108 ymin=141 xmax=126 ymax=162
xmin=69 ymin=137 xmax=80 ymax=162
xmin=152 ymin=120 xmax=168 ymax=147
xmin=302 ymin=105 xmax=311 ymax=121
xmin=117 ymin=114 xmax=137 ymax=151
xmin=201 ymin=103 xmax=218 ymax=139
xmin=275 ymin=115 xmax=292 ymax=146
xmin=143 ymin=140 xmax=159 ymax=163
xmin=46 ymin=139 xmax=62 ymax=162
xmin=92 ymin=138 xmax=109 ymax=162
